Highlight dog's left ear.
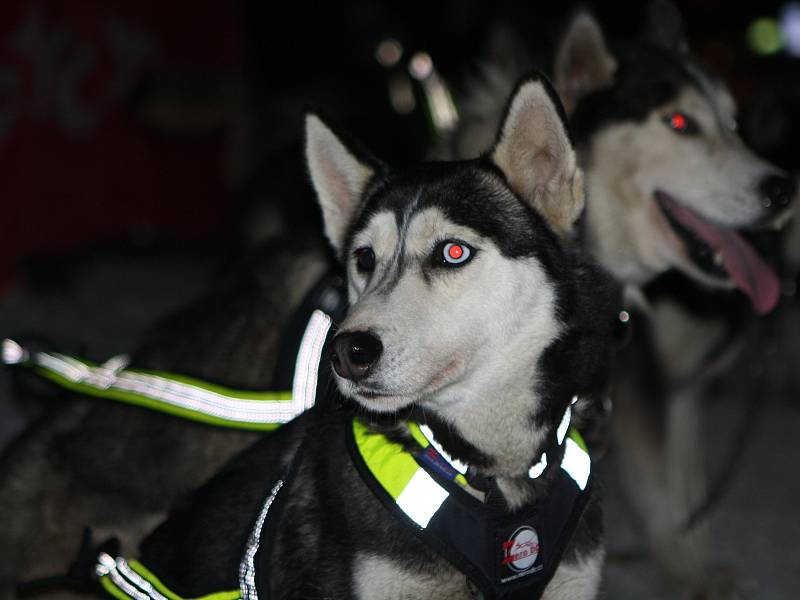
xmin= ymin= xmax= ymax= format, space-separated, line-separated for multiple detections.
xmin=491 ymin=75 xmax=584 ymax=237
xmin=305 ymin=113 xmax=379 ymax=255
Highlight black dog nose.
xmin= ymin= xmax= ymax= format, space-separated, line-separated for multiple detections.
xmin=758 ymin=174 xmax=796 ymax=212
xmin=331 ymin=331 xmax=383 ymax=382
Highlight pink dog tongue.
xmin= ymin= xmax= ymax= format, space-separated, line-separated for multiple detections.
xmin=661 ymin=197 xmax=780 ymax=315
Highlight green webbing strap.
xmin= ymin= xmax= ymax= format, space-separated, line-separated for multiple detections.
xmin=1 ymin=310 xmax=332 ymax=431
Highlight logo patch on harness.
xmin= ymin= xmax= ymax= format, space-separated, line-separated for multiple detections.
xmin=500 ymin=526 xmax=542 ymax=580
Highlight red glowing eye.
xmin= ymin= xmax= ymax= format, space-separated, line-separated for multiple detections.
xmin=442 ymin=241 xmax=472 ymax=265
xmin=670 ymin=113 xmax=687 ymax=131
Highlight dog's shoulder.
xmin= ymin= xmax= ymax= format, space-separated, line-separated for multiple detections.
xmin=137 ymin=411 xmax=314 ymax=597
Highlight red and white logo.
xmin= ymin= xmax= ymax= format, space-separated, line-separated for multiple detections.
xmin=500 ymin=526 xmax=540 ymax=573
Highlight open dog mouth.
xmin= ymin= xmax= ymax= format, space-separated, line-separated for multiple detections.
xmin=654 ymin=190 xmax=780 ymax=315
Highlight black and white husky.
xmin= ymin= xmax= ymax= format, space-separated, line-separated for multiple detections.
xmin=446 ymin=3 xmax=797 ymax=594
xmin=98 ymin=77 xmax=617 ymax=600
xmin=3 ymin=4 xmax=791 ymax=597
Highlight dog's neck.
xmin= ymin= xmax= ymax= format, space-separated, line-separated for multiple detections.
xmin=416 ymin=309 xmax=563 ymax=509
xmin=415 ymin=401 xmax=559 ymax=511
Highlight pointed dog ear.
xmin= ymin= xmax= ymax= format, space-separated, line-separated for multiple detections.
xmin=491 ymin=74 xmax=584 ymax=237
xmin=554 ymin=10 xmax=617 ymax=115
xmin=644 ymin=0 xmax=689 ymax=54
xmin=305 ymin=113 xmax=379 ymax=254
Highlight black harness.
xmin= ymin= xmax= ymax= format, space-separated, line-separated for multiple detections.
xmin=11 ymin=272 xmax=593 ymax=600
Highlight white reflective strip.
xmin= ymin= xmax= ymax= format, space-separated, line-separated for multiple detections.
xmin=562 ymin=438 xmax=590 ymax=490
xmin=95 ymin=553 xmax=157 ymax=600
xmin=292 ymin=310 xmax=333 ymax=412
xmin=88 ymin=354 xmax=131 ymax=389
xmin=55 ymin=353 xmax=97 ymax=376
xmin=114 ymin=372 xmax=299 ymax=423
xmin=528 ymin=453 xmax=547 ymax=479
xmin=396 ymin=468 xmax=449 ymax=528
xmin=35 ymin=353 xmax=88 ymax=381
xmin=95 ymin=551 xmax=116 ymax=577
xmin=2 ymin=339 xmax=27 ymax=365
xmin=106 ymin=570 xmax=150 ymax=600
xmin=418 ymin=424 xmax=468 ymax=475
xmin=527 ymin=404 xmax=571 ymax=480
xmin=103 ymin=354 xmax=131 ymax=371
xmin=556 ymin=406 xmax=571 ymax=446
xmin=38 ymin=351 xmax=298 ymax=423
xmin=24 ymin=309 xmax=333 ymax=425
xmin=117 ymin=559 xmax=169 ymax=600
xmin=240 ymin=479 xmax=284 ymax=600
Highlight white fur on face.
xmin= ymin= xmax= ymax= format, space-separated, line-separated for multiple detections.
xmin=338 ymin=207 xmax=561 ymax=476
xmin=584 ymin=85 xmax=788 ymax=287
xmin=348 ymin=210 xmax=399 ymax=298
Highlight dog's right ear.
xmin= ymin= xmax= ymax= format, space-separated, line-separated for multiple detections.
xmin=554 ymin=11 xmax=617 ymax=115
xmin=491 ymin=74 xmax=584 ymax=237
xmin=305 ymin=113 xmax=377 ymax=254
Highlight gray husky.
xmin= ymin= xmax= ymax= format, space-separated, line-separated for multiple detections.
xmin=446 ymin=4 xmax=796 ymax=595
xmin=97 ymin=75 xmax=616 ymax=600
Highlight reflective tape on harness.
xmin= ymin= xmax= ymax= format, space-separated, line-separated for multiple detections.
xmin=352 ymin=410 xmax=591 ymax=530
xmin=353 ymin=419 xmax=448 ymax=528
xmin=1 ymin=310 xmax=332 ymax=431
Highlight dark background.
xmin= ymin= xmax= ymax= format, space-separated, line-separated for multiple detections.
xmin=1 ymin=1 xmax=799 ymax=598
xmin=2 ymin=0 xmax=799 ymax=293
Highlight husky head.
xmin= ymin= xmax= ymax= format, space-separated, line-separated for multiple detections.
xmin=306 ymin=75 xmax=616 ymax=477
xmin=554 ymin=3 xmax=797 ymax=314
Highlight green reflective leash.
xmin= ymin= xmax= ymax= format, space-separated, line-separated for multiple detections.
xmin=2 ymin=309 xmax=332 ymax=432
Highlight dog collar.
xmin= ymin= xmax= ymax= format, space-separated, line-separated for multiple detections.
xmin=348 ymin=407 xmax=592 ymax=599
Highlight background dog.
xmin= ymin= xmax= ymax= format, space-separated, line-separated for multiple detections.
xmin=443 ymin=3 xmax=796 ymax=596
